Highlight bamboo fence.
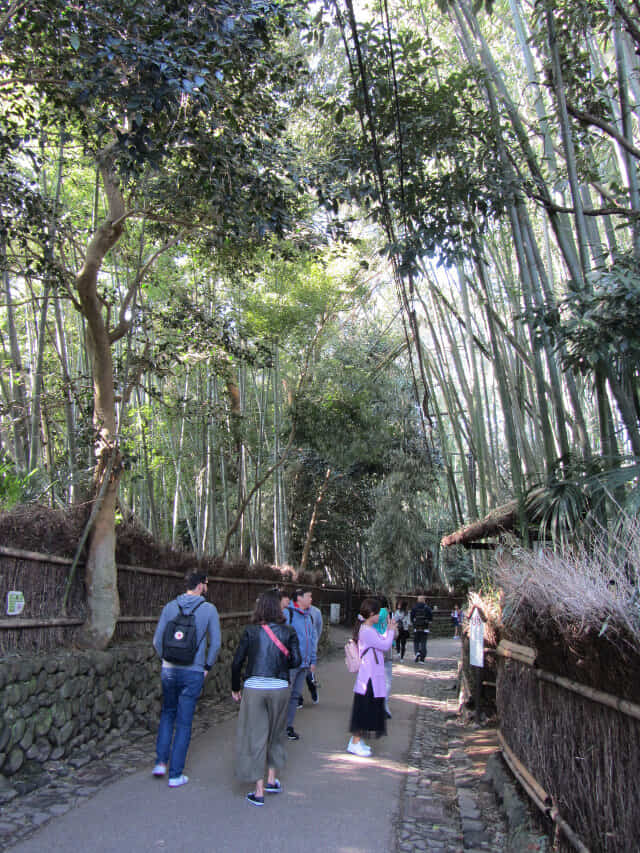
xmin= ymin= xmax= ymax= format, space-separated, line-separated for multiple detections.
xmin=495 ymin=640 xmax=640 ymax=853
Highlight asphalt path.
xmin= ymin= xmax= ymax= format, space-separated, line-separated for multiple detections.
xmin=7 ymin=629 xmax=446 ymax=853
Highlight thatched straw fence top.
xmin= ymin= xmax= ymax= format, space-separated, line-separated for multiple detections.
xmin=0 ymin=545 xmax=349 ymax=654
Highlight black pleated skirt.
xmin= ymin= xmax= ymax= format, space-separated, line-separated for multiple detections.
xmin=349 ymin=679 xmax=387 ymax=737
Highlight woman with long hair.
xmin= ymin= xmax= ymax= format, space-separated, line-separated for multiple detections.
xmin=231 ymin=589 xmax=301 ymax=805
xmin=347 ymin=598 xmax=396 ymax=757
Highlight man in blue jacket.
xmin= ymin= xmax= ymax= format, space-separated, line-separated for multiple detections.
xmin=285 ymin=589 xmax=317 ymax=740
xmin=152 ymin=571 xmax=221 ymax=787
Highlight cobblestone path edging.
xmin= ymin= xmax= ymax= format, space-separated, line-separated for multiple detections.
xmin=393 ymin=652 xmax=506 ymax=853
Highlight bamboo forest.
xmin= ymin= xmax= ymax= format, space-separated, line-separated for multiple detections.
xmin=2 ymin=0 xmax=640 ymax=646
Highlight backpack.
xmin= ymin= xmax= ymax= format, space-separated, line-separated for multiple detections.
xmin=412 ymin=604 xmax=429 ymax=631
xmin=345 ymin=638 xmax=361 ymax=672
xmin=344 ymin=640 xmax=375 ymax=672
xmin=161 ymin=599 xmax=205 ymax=665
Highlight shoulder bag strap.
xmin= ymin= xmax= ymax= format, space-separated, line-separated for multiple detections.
xmin=360 ymin=646 xmax=379 ymax=664
xmin=262 ymin=624 xmax=290 ymax=657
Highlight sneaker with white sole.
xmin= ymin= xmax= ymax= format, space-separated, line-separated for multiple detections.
xmin=152 ymin=762 xmax=167 ymax=777
xmin=168 ymin=774 xmax=189 ymax=787
xmin=347 ymin=738 xmax=372 ymax=757
xmin=265 ymin=779 xmax=282 ymax=793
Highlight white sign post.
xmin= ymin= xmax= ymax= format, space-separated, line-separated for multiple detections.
xmin=469 ymin=608 xmax=485 ymax=722
xmin=469 ymin=609 xmax=484 ymax=667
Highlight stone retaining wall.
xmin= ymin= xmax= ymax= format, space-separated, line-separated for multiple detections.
xmin=0 ymin=624 xmax=244 ymax=780
xmin=0 ymin=617 xmax=331 ymax=781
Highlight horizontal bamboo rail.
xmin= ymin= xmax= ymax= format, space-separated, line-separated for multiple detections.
xmin=0 ymin=545 xmax=75 ymax=565
xmin=0 ymin=610 xmax=254 ymax=630
xmin=0 ymin=617 xmax=84 ymax=629
xmin=535 ymin=668 xmax=640 ymax=723
xmin=496 ymin=639 xmax=537 ymax=665
xmin=497 ymin=731 xmax=590 ymax=853
xmin=494 ymin=637 xmax=640 ymax=722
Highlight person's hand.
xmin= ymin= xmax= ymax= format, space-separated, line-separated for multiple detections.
xmin=310 ymin=664 xmax=316 ymax=673
xmin=232 ymin=690 xmax=242 ymax=702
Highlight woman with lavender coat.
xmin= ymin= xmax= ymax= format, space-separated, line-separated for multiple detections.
xmin=347 ymin=598 xmax=396 ymax=757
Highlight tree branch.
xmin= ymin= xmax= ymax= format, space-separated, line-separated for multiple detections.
xmin=109 ymin=231 xmax=184 ymax=343
xmin=567 ymin=103 xmax=640 ymax=160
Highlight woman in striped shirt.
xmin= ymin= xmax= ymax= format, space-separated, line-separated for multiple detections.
xmin=232 ymin=589 xmax=301 ymax=806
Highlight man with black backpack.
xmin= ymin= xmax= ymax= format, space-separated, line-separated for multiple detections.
xmin=152 ymin=571 xmax=221 ymax=787
xmin=410 ymin=595 xmax=433 ymax=663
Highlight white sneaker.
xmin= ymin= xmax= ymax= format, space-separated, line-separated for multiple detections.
xmin=152 ymin=762 xmax=167 ymax=777
xmin=168 ymin=774 xmax=189 ymax=787
xmin=347 ymin=738 xmax=372 ymax=757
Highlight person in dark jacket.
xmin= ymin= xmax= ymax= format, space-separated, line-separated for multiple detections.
xmin=410 ymin=595 xmax=433 ymax=662
xmin=231 ymin=589 xmax=301 ymax=806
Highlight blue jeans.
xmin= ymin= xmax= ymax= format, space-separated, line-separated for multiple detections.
xmin=156 ymin=667 xmax=204 ymax=778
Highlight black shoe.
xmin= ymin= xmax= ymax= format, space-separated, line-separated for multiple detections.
xmin=414 ymin=654 xmax=420 ymax=662
xmin=297 ymin=697 xmax=304 ymax=708
xmin=309 ymin=683 xmax=319 ymax=704
xmin=246 ymin=793 xmax=265 ymax=806
xmin=287 ymin=726 xmax=300 ymax=740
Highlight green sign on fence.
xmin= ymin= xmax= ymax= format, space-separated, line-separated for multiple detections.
xmin=6 ymin=591 xmax=25 ymax=616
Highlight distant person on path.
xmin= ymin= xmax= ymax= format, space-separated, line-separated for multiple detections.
xmin=451 ymin=605 xmax=461 ymax=638
xmin=299 ymin=601 xmax=322 ymax=708
xmin=152 ymin=571 xmax=221 ymax=787
xmin=231 ymin=589 xmax=301 ymax=806
xmin=393 ymin=600 xmax=410 ymax=660
xmin=279 ymin=589 xmax=291 ymax=614
xmin=285 ymin=589 xmax=317 ymax=740
xmin=411 ymin=595 xmax=432 ymax=662
xmin=347 ymin=598 xmax=396 ymax=757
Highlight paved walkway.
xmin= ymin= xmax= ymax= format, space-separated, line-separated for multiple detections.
xmin=0 ymin=631 xmax=506 ymax=853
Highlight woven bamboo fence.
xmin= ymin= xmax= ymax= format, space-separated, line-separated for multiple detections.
xmin=0 ymin=545 xmax=350 ymax=654
xmin=496 ymin=639 xmax=640 ymax=853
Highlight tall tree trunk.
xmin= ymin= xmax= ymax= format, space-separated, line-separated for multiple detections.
xmin=300 ymin=468 xmax=331 ymax=571
xmin=75 ymin=158 xmax=125 ymax=650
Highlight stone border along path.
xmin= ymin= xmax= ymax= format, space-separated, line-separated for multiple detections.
xmin=0 ymin=635 xmax=516 ymax=853
xmin=393 ymin=648 xmax=507 ymax=853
